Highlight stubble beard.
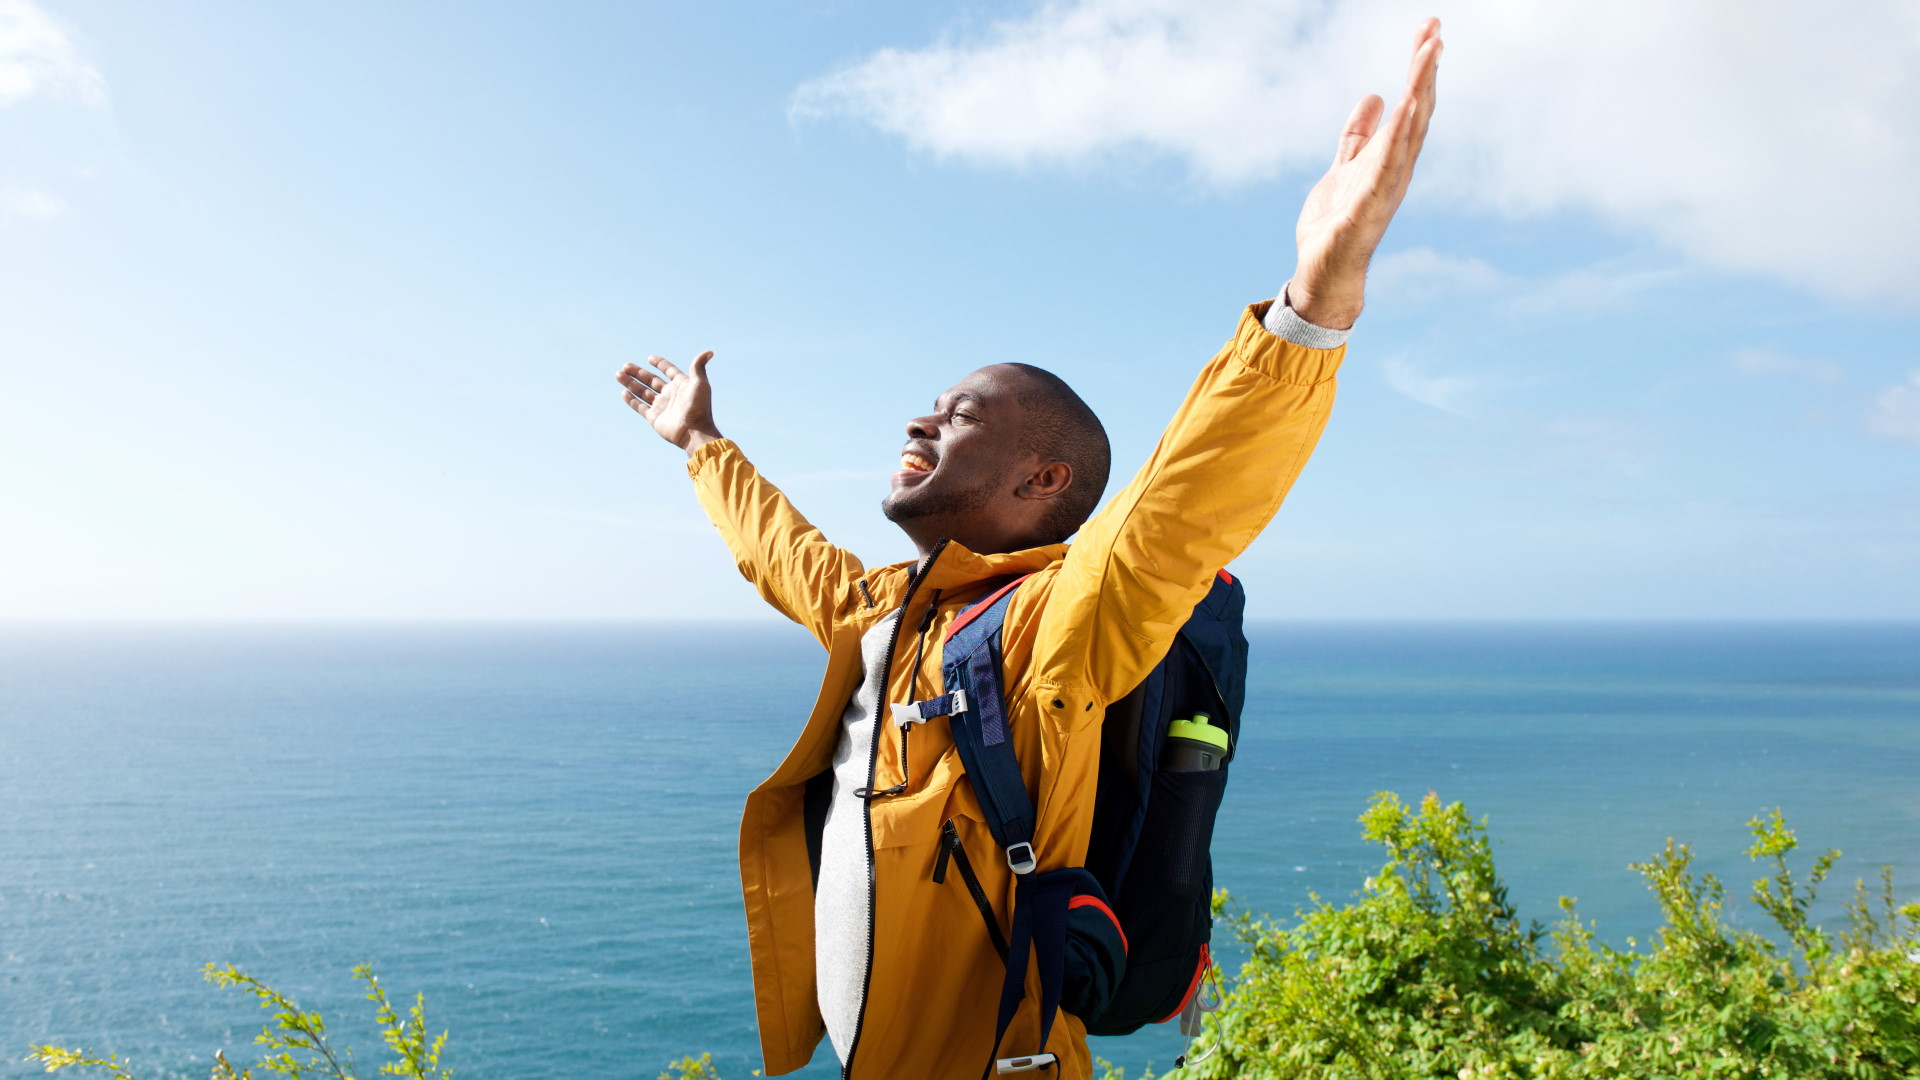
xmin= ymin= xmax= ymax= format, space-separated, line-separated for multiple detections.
xmin=881 ymin=475 xmax=997 ymax=526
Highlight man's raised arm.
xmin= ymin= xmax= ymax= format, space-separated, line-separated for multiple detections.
xmin=617 ymin=352 xmax=864 ymax=648
xmin=1037 ymin=18 xmax=1443 ymax=709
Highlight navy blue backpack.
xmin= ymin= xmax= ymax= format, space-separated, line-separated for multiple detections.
xmin=905 ymin=569 xmax=1248 ymax=1074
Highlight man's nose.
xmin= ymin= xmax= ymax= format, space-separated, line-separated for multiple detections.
xmin=906 ymin=414 xmax=938 ymax=439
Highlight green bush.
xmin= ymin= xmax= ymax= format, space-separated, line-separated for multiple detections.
xmin=28 ymin=964 xmax=451 ymax=1080
xmin=1180 ymin=792 xmax=1920 ymax=1079
xmin=31 ymin=795 xmax=1917 ymax=1080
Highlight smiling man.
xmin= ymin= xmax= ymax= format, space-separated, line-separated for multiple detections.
xmin=617 ymin=20 xmax=1441 ymax=1079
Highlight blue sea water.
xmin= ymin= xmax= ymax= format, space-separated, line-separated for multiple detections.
xmin=2 ymin=621 xmax=1916 ymax=1079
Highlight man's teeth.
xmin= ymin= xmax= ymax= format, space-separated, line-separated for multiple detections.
xmin=901 ymin=452 xmax=934 ymax=472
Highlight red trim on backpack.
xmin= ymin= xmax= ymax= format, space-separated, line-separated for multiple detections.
xmin=1067 ymin=894 xmax=1129 ymax=954
xmin=943 ymin=574 xmax=1035 ymax=642
xmin=1216 ymin=568 xmax=1234 ymax=585
xmin=1157 ymin=943 xmax=1211 ymax=1024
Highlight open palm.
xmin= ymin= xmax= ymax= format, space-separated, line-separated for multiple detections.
xmin=617 ymin=351 xmax=722 ymax=454
xmin=1289 ymin=19 xmax=1442 ymax=329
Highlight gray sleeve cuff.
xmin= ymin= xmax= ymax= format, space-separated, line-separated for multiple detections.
xmin=1262 ymin=285 xmax=1352 ymax=349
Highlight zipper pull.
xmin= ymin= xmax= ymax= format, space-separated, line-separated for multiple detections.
xmin=933 ymin=819 xmax=957 ymax=883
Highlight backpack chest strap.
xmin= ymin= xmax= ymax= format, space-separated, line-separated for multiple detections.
xmin=888 ymin=689 xmax=967 ymax=727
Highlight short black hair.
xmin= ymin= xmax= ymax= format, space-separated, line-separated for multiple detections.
xmin=1003 ymin=363 xmax=1111 ymax=544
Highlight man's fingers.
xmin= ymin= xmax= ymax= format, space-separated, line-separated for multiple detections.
xmin=648 ymin=354 xmax=684 ymax=381
xmin=1372 ymin=91 xmax=1419 ymax=187
xmin=1404 ymin=17 xmax=1441 ymax=91
xmin=622 ymin=388 xmax=652 ymax=417
xmin=1405 ymin=37 xmax=1442 ymax=164
xmin=691 ymin=350 xmax=714 ymax=378
xmin=619 ymin=369 xmax=666 ymax=395
xmin=1383 ymin=37 xmax=1441 ymax=199
xmin=1334 ymin=94 xmax=1385 ymax=165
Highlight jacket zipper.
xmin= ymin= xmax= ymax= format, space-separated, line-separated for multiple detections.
xmin=858 ymin=592 xmax=940 ymax=800
xmin=841 ymin=539 xmax=947 ymax=1079
xmin=934 ymin=818 xmax=1009 ymax=959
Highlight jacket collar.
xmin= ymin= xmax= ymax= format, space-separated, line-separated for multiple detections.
xmin=870 ymin=540 xmax=1068 ymax=597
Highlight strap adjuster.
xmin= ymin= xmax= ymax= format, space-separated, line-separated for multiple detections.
xmin=1004 ymin=841 xmax=1037 ymax=875
xmin=996 ymin=1053 xmax=1056 ymax=1074
xmin=889 ymin=689 xmax=968 ymax=727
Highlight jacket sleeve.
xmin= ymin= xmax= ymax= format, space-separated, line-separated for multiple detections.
xmin=1033 ymin=300 xmax=1343 ymax=717
xmin=685 ymin=438 xmax=865 ymax=648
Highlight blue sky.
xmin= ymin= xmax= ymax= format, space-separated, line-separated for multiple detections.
xmin=2 ymin=0 xmax=1916 ymax=620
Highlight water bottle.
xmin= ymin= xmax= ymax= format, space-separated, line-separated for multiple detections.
xmin=1163 ymin=712 xmax=1228 ymax=772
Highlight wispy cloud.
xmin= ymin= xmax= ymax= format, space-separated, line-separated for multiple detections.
xmin=1503 ymin=262 xmax=1687 ymax=317
xmin=1382 ymin=354 xmax=1479 ymax=416
xmin=793 ymin=0 xmax=1920 ymax=304
xmin=1730 ymin=348 xmax=1843 ymax=384
xmin=1369 ymin=246 xmax=1685 ymax=318
xmin=1368 ymin=247 xmax=1506 ymax=304
xmin=1867 ymin=372 xmax=1920 ymax=445
xmin=0 ymin=0 xmax=106 ymax=106
xmin=0 ymin=186 xmax=64 ymax=219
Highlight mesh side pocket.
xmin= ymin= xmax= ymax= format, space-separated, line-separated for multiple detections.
xmin=1083 ymin=767 xmax=1227 ymax=1035
xmin=1130 ymin=766 xmax=1228 ymax=910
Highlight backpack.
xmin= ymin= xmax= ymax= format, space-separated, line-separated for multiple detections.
xmin=903 ymin=569 xmax=1248 ymax=1074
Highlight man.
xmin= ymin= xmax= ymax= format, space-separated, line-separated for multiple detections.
xmin=617 ymin=20 xmax=1441 ymax=1079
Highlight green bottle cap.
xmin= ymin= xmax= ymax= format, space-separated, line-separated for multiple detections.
xmin=1167 ymin=713 xmax=1229 ymax=752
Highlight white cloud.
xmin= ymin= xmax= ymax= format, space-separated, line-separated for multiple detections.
xmin=0 ymin=0 xmax=104 ymax=106
xmin=1503 ymin=262 xmax=1686 ymax=317
xmin=0 ymin=185 xmax=64 ymax=219
xmin=793 ymin=0 xmax=1920 ymax=304
xmin=1382 ymin=354 xmax=1477 ymax=415
xmin=1368 ymin=247 xmax=1506 ymax=304
xmin=1368 ymin=246 xmax=1683 ymax=317
xmin=1868 ymin=372 xmax=1920 ymax=444
xmin=1730 ymin=348 xmax=1842 ymax=384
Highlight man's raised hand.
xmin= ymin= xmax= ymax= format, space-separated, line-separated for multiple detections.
xmin=617 ymin=351 xmax=723 ymax=455
xmin=1287 ymin=18 xmax=1443 ymax=330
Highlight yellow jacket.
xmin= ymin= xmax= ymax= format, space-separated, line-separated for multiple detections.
xmin=685 ymin=301 xmax=1343 ymax=1079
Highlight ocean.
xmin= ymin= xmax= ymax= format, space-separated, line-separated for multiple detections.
xmin=2 ymin=622 xmax=1916 ymax=1079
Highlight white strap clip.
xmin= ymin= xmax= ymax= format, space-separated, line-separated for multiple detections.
xmin=996 ymin=1053 xmax=1057 ymax=1074
xmin=888 ymin=689 xmax=967 ymax=727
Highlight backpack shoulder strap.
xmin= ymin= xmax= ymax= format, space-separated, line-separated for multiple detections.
xmin=941 ymin=575 xmax=1038 ymax=874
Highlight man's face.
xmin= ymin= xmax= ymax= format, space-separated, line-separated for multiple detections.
xmin=882 ymin=366 xmax=1032 ymax=530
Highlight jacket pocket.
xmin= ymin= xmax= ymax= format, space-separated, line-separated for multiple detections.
xmin=871 ymin=742 xmax=976 ymax=849
xmin=933 ymin=817 xmax=1009 ymax=959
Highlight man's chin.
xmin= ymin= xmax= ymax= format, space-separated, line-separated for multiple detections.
xmin=881 ymin=490 xmax=923 ymax=524
xmin=883 ymin=476 xmax=990 ymax=526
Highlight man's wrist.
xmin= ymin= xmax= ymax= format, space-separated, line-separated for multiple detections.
xmin=1283 ymin=281 xmax=1362 ymax=331
xmin=1263 ymin=282 xmax=1354 ymax=349
xmin=682 ymin=430 xmax=722 ymax=457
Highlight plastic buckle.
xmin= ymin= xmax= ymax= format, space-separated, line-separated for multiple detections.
xmin=1004 ymin=841 xmax=1037 ymax=875
xmin=889 ymin=689 xmax=968 ymax=727
xmin=995 ymin=1053 xmax=1057 ymax=1074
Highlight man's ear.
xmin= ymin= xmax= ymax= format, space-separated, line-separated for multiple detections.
xmin=1016 ymin=459 xmax=1073 ymax=501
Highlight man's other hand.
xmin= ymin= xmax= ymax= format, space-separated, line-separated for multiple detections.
xmin=617 ymin=351 xmax=722 ymax=455
xmin=1288 ymin=18 xmax=1443 ymax=330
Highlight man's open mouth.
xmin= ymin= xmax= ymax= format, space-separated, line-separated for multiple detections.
xmin=900 ymin=450 xmax=935 ymax=473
